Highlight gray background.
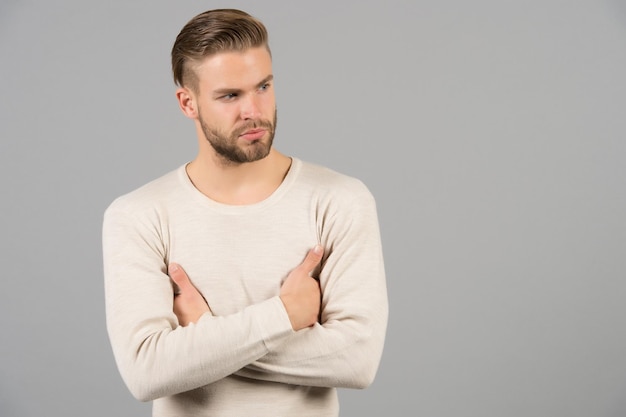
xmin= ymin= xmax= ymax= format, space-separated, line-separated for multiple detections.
xmin=1 ymin=1 xmax=625 ymax=416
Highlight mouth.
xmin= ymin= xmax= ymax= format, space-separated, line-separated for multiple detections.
xmin=239 ymin=128 xmax=267 ymax=141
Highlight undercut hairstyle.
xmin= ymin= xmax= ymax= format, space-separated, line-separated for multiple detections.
xmin=171 ymin=9 xmax=270 ymax=92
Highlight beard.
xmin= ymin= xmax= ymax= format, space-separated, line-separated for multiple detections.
xmin=199 ymin=108 xmax=277 ymax=164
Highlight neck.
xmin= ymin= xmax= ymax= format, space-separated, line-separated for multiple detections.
xmin=186 ymin=148 xmax=292 ymax=205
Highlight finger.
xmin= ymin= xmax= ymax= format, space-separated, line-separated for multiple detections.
xmin=168 ymin=263 xmax=192 ymax=292
xmin=299 ymin=245 xmax=324 ymax=274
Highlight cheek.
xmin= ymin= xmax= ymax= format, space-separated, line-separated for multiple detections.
xmin=262 ymin=96 xmax=276 ymax=115
xmin=202 ymin=105 xmax=239 ymax=125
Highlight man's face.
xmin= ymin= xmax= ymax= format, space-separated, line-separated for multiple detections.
xmin=192 ymin=47 xmax=276 ymax=164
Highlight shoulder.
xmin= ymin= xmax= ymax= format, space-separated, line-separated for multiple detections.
xmin=297 ymin=159 xmax=375 ymax=202
xmin=104 ymin=165 xmax=184 ymax=218
xmin=293 ymin=159 xmax=378 ymax=215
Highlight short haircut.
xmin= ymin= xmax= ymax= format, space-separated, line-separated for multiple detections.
xmin=171 ymin=9 xmax=270 ymax=92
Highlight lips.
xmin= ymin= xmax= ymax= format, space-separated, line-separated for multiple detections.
xmin=239 ymin=128 xmax=267 ymax=141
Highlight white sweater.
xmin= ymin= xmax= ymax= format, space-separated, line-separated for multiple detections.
xmin=102 ymin=157 xmax=388 ymax=417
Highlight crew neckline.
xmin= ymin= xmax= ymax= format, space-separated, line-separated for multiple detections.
xmin=177 ymin=157 xmax=301 ymax=214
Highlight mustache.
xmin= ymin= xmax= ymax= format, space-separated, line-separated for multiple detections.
xmin=232 ymin=119 xmax=274 ymax=137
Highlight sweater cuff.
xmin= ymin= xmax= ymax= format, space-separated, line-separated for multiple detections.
xmin=252 ymin=296 xmax=294 ymax=352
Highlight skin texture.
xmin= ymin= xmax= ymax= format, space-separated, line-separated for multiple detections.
xmin=170 ymin=47 xmax=323 ymax=330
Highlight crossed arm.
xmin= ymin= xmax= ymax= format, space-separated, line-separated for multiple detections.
xmin=169 ymin=246 xmax=385 ymax=390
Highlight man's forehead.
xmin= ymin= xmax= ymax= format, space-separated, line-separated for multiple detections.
xmin=195 ymin=47 xmax=273 ymax=87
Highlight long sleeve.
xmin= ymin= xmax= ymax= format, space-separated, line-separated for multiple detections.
xmin=235 ymin=181 xmax=388 ymax=388
xmin=102 ymin=201 xmax=294 ymax=402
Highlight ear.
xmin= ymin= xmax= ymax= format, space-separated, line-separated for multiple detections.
xmin=175 ymin=87 xmax=198 ymax=119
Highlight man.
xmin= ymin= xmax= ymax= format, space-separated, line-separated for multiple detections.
xmin=102 ymin=8 xmax=388 ymax=417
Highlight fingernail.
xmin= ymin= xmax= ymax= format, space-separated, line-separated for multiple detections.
xmin=314 ymin=245 xmax=322 ymax=254
xmin=169 ymin=263 xmax=179 ymax=273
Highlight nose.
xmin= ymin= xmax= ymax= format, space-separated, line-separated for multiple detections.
xmin=240 ymin=94 xmax=262 ymax=120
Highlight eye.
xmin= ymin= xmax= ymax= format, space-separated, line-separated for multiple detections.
xmin=259 ymin=83 xmax=270 ymax=91
xmin=220 ymin=93 xmax=238 ymax=101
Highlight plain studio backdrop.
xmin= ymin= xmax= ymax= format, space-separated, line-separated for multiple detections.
xmin=1 ymin=1 xmax=625 ymax=416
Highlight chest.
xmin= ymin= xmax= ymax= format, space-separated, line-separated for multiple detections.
xmin=165 ymin=207 xmax=318 ymax=315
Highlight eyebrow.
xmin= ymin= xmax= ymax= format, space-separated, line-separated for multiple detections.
xmin=213 ymin=75 xmax=274 ymax=97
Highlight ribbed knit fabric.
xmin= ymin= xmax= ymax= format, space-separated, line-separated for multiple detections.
xmin=102 ymin=157 xmax=388 ymax=417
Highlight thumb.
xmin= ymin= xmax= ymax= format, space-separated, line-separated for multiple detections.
xmin=168 ymin=263 xmax=191 ymax=291
xmin=299 ymin=245 xmax=324 ymax=274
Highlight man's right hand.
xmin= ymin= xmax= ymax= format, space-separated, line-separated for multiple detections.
xmin=279 ymin=245 xmax=324 ymax=331
xmin=169 ymin=263 xmax=211 ymax=327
